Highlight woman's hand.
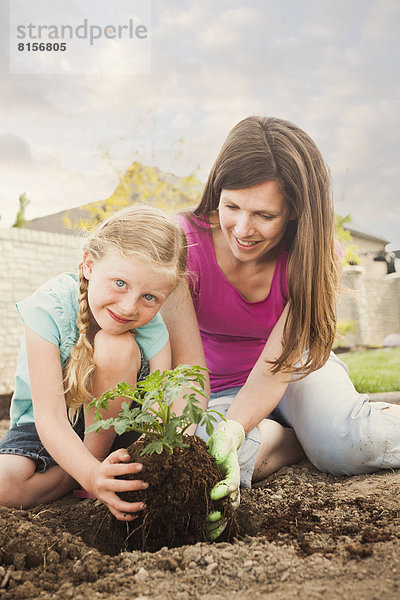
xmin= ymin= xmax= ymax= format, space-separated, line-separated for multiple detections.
xmin=87 ymin=448 xmax=149 ymax=521
xmin=208 ymin=510 xmax=228 ymax=541
xmin=207 ymin=420 xmax=245 ymax=509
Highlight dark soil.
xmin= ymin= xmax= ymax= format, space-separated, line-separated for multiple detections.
xmin=116 ymin=435 xmax=238 ymax=552
xmin=33 ymin=435 xmax=237 ymax=555
xmin=1 ymin=461 xmax=400 ymax=599
xmin=1 ymin=392 xmax=400 ymax=599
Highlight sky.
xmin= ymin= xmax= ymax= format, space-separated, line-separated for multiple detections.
xmin=1 ymin=0 xmax=399 ymax=248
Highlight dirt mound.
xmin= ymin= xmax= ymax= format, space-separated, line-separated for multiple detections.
xmin=1 ymin=460 xmax=400 ymax=599
xmin=26 ymin=436 xmax=237 ymax=555
xmin=114 ymin=435 xmax=237 ymax=552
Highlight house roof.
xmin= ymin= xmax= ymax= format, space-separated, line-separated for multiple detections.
xmin=23 ymin=162 xmax=202 ymax=236
xmin=344 ymin=223 xmax=390 ymax=245
xmin=23 ymin=205 xmax=92 ymax=236
xmin=23 ymin=169 xmax=393 ymax=249
xmin=26 ymin=213 xmax=393 ymax=246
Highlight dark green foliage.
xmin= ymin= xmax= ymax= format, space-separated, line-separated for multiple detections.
xmin=86 ymin=364 xmax=222 ymax=455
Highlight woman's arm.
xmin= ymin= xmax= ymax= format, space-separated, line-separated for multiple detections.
xmin=226 ymin=303 xmax=292 ymax=433
xmin=25 ymin=325 xmax=147 ymax=520
xmin=161 ymin=283 xmax=209 ymax=433
xmin=161 ymin=282 xmax=210 ymax=403
xmin=148 ymin=340 xmax=172 ymax=373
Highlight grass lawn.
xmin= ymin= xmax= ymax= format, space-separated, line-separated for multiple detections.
xmin=339 ymin=347 xmax=400 ymax=393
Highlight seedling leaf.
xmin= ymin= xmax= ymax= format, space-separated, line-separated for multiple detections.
xmin=86 ymin=364 xmax=225 ymax=456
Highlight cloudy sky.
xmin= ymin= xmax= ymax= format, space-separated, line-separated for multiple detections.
xmin=1 ymin=0 xmax=399 ymax=248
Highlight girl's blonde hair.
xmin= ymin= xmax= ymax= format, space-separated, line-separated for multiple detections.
xmin=64 ymin=205 xmax=187 ymax=415
xmin=191 ymin=116 xmax=341 ymax=377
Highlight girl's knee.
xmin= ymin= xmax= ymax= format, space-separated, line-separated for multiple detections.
xmin=93 ymin=331 xmax=140 ymax=373
xmin=0 ymin=455 xmax=35 ymax=505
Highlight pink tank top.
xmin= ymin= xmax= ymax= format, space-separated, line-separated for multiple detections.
xmin=176 ymin=214 xmax=290 ymax=392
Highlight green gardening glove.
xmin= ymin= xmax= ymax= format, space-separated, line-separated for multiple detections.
xmin=207 ymin=510 xmax=228 ymax=541
xmin=207 ymin=419 xmax=245 ymax=510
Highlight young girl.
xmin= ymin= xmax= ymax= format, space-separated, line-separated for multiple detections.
xmin=161 ymin=116 xmax=400 ymax=510
xmin=0 ymin=205 xmax=188 ymax=521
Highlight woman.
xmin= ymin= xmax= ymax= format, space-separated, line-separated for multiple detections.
xmin=161 ymin=116 xmax=400 ymax=511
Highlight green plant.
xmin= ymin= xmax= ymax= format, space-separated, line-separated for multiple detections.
xmin=335 ymin=319 xmax=357 ymax=347
xmin=335 ymin=213 xmax=352 ymax=243
xmin=343 ymin=244 xmax=360 ymax=266
xmin=334 ymin=213 xmax=360 ymax=266
xmin=12 ymin=192 xmax=30 ymax=228
xmin=86 ymin=364 xmax=222 ymax=456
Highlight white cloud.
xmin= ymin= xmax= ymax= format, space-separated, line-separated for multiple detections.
xmin=0 ymin=0 xmax=399 ymax=247
xmin=0 ymin=133 xmax=32 ymax=163
xmin=363 ymin=0 xmax=400 ymax=41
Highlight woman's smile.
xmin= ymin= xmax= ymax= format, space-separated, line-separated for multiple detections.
xmin=232 ymin=234 xmax=262 ymax=250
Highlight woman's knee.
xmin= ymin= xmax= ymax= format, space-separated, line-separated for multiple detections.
xmin=93 ymin=331 xmax=141 ymax=375
xmin=305 ymin=438 xmax=387 ymax=476
xmin=300 ymin=403 xmax=390 ymax=476
xmin=277 ymin=355 xmax=398 ymax=476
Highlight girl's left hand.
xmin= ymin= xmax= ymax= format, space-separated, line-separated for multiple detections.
xmin=87 ymin=448 xmax=149 ymax=521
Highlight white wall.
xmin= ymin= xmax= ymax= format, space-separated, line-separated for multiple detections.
xmin=337 ymin=267 xmax=400 ymax=347
xmin=0 ymin=228 xmax=82 ymax=394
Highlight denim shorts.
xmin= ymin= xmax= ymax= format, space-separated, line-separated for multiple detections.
xmin=0 ymin=347 xmax=149 ymax=473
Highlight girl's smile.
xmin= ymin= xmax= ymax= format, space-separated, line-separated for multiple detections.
xmin=82 ymin=251 xmax=175 ymax=334
xmin=106 ymin=308 xmax=135 ymax=324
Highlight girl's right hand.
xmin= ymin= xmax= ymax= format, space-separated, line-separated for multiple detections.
xmin=88 ymin=448 xmax=149 ymax=521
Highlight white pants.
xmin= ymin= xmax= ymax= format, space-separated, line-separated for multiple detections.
xmin=197 ymin=352 xmax=400 ymax=481
xmin=276 ymin=352 xmax=400 ymax=475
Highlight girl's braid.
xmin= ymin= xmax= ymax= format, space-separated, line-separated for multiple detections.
xmin=64 ymin=263 xmax=95 ymax=414
xmin=76 ymin=262 xmax=92 ymax=350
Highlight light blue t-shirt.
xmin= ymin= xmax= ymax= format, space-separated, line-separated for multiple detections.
xmin=10 ymin=272 xmax=169 ymax=428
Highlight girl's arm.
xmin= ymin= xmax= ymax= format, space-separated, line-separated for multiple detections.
xmin=25 ymin=325 xmax=147 ymax=520
xmin=226 ymin=303 xmax=292 ymax=433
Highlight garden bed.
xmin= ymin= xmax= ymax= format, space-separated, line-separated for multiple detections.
xmin=1 ymin=456 xmax=400 ymax=600
xmin=1 ymin=383 xmax=400 ymax=599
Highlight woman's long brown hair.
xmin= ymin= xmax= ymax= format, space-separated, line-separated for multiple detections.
xmin=192 ymin=116 xmax=341 ymax=376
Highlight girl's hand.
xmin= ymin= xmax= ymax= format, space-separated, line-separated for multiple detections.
xmin=88 ymin=448 xmax=149 ymax=521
